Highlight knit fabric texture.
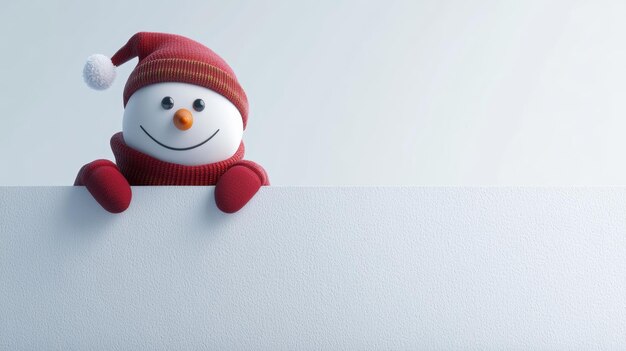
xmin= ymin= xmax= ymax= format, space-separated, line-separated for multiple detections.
xmin=73 ymin=159 xmax=132 ymax=213
xmin=110 ymin=132 xmax=245 ymax=185
xmin=111 ymin=32 xmax=249 ymax=128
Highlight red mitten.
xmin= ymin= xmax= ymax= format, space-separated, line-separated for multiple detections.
xmin=215 ymin=161 xmax=269 ymax=213
xmin=74 ymin=160 xmax=132 ymax=213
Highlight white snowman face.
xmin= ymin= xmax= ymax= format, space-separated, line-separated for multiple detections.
xmin=122 ymin=82 xmax=244 ymax=166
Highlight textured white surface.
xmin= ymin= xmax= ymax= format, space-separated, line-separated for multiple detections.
xmin=83 ymin=54 xmax=116 ymax=90
xmin=1 ymin=186 xmax=626 ymax=349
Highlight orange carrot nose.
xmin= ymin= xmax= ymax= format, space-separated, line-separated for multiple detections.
xmin=173 ymin=108 xmax=193 ymax=131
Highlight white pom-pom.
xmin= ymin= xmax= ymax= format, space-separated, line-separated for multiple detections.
xmin=83 ymin=54 xmax=116 ymax=90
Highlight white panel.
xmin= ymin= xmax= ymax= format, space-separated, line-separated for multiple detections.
xmin=1 ymin=187 xmax=625 ymax=349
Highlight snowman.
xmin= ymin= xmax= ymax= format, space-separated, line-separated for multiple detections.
xmin=75 ymin=32 xmax=269 ymax=213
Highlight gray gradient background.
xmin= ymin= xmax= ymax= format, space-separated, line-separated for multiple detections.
xmin=1 ymin=0 xmax=624 ymax=185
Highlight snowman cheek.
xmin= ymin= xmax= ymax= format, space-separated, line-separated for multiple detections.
xmin=122 ymin=109 xmax=152 ymax=150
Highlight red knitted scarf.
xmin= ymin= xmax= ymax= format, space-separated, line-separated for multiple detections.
xmin=110 ymin=132 xmax=245 ymax=185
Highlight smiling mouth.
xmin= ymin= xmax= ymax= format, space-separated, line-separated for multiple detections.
xmin=140 ymin=125 xmax=220 ymax=151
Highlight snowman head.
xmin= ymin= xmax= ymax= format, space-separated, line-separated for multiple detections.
xmin=83 ymin=32 xmax=249 ymax=165
xmin=122 ymin=82 xmax=243 ymax=165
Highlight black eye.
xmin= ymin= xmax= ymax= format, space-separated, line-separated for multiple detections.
xmin=161 ymin=96 xmax=174 ymax=110
xmin=193 ymin=99 xmax=205 ymax=112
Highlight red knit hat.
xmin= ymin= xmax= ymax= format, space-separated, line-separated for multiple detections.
xmin=83 ymin=32 xmax=249 ymax=128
